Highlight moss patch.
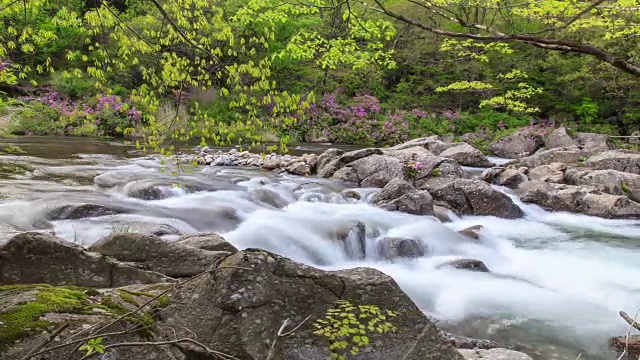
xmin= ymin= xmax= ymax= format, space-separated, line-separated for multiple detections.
xmin=0 ymin=284 xmax=98 ymax=352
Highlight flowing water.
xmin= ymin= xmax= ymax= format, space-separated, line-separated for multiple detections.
xmin=0 ymin=136 xmax=639 ymax=359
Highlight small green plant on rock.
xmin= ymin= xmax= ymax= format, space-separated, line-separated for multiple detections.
xmin=432 ymin=167 xmax=442 ymax=177
xmin=79 ymin=337 xmax=106 ymax=356
xmin=621 ymin=182 xmax=632 ymax=196
xmin=313 ymin=300 xmax=398 ymax=360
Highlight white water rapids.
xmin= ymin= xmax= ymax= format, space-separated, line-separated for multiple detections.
xmin=0 ymin=138 xmax=638 ymax=360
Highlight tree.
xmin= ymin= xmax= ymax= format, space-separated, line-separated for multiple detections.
xmin=353 ymin=0 xmax=640 ymax=77
xmin=0 ymin=0 xmax=396 ymax=150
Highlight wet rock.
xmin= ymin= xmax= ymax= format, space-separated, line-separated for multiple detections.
xmin=481 ymin=167 xmax=528 ymax=189
xmin=387 ymin=135 xmax=442 ymax=151
xmin=575 ymin=132 xmax=615 ymax=152
xmin=46 ymin=203 xmax=128 ymax=220
xmin=287 ymin=161 xmax=311 ymax=176
xmin=458 ymin=348 xmax=533 ymax=360
xmin=423 ymin=178 xmax=525 ymax=219
xmin=565 ymin=168 xmax=640 ymax=202
xmin=610 ymin=335 xmax=640 ymax=359
xmin=248 ymin=188 xmax=290 ymax=208
xmin=0 ymin=232 xmax=170 ymax=287
xmin=159 ymin=250 xmax=463 ymax=360
xmin=89 ymin=233 xmax=231 ymax=278
xmin=177 ymin=233 xmax=238 ymax=253
xmin=123 ymin=178 xmax=240 ymax=200
xmin=338 ymin=221 xmax=367 ymax=259
xmin=338 ymin=147 xmax=384 ymax=164
xmin=302 ymin=153 xmax=318 ymax=169
xmin=545 ymin=127 xmax=578 ymax=149
xmin=373 ymin=178 xmax=434 ymax=216
xmin=212 ymin=154 xmax=235 ymax=166
xmin=457 ymin=225 xmax=483 ymax=240
xmin=515 ymin=147 xmax=588 ymax=168
xmin=386 ymin=146 xmax=436 ymax=162
xmin=586 ymin=150 xmax=640 ymax=174
xmin=517 ymin=181 xmax=640 ymax=218
xmin=439 ymin=331 xmax=501 ymax=350
xmin=377 ymin=237 xmax=425 ymax=260
xmin=440 ymin=143 xmax=495 ymax=167
xmin=332 ymin=154 xmax=404 ymax=188
xmin=262 ymin=158 xmax=282 ymax=170
xmin=434 ymin=204 xmax=455 ymax=222
xmin=528 ymin=162 xmax=567 ymax=183
xmin=489 ymin=131 xmax=544 ymax=158
xmin=424 ymin=139 xmax=464 ymax=155
xmin=316 ymin=148 xmax=344 ymax=177
xmin=437 ymin=259 xmax=490 ymax=272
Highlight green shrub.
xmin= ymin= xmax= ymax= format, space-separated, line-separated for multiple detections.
xmin=50 ymin=71 xmax=99 ymax=99
xmin=9 ymin=103 xmax=65 ymax=135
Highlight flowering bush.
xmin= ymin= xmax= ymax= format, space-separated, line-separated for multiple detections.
xmin=15 ymin=89 xmax=142 ymax=136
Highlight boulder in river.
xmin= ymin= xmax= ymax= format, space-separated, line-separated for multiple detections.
xmin=377 ymin=237 xmax=426 ymax=260
xmin=177 ymin=233 xmax=239 ymax=252
xmin=159 ymin=250 xmax=464 ymax=359
xmin=332 ymin=154 xmax=405 ymax=188
xmin=422 ymin=178 xmax=525 ymax=219
xmin=373 ymin=178 xmax=434 ymax=216
xmin=0 ymin=232 xmax=170 ymax=287
xmin=489 ymin=131 xmax=544 ymax=158
xmin=286 ymin=161 xmax=312 ymax=176
xmin=517 ymin=181 xmax=640 ymax=218
xmin=437 ymin=259 xmax=490 ymax=272
xmin=89 ymin=233 xmax=231 ymax=278
xmin=586 ymin=150 xmax=640 ymax=174
xmin=565 ymin=168 xmax=640 ymax=202
xmin=46 ymin=203 xmax=128 ymax=220
xmin=439 ymin=143 xmax=495 ymax=167
xmin=528 ymin=162 xmax=567 ymax=183
xmin=481 ymin=166 xmax=529 ymax=189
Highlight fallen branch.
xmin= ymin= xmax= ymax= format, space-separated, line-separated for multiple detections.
xmin=620 ymin=311 xmax=640 ymax=331
xmin=21 ymin=323 xmax=69 ymax=360
xmin=616 ymin=309 xmax=640 ymax=360
xmin=265 ymin=316 xmax=311 ymax=360
xmin=78 ymin=338 xmax=239 ymax=360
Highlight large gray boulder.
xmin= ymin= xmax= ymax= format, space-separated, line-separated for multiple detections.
xmin=517 ymin=181 xmax=640 ymax=218
xmin=89 ymin=233 xmax=231 ymax=277
xmin=528 ymin=162 xmax=567 ymax=183
xmin=544 ymin=127 xmax=578 ymax=149
xmin=439 ymin=143 xmax=494 ymax=167
xmin=422 ymin=178 xmax=525 ymax=219
xmin=159 ymin=250 xmax=463 ymax=360
xmin=373 ymin=178 xmax=434 ymax=215
xmin=481 ymin=167 xmax=528 ymax=189
xmin=0 ymin=232 xmax=170 ymax=287
xmin=331 ymin=154 xmax=405 ymax=188
xmin=575 ymin=132 xmax=615 ymax=152
xmin=489 ymin=131 xmax=544 ymax=158
xmin=515 ymin=147 xmax=588 ymax=168
xmin=565 ymin=168 xmax=640 ymax=202
xmin=586 ymin=150 xmax=640 ymax=174
xmin=46 ymin=203 xmax=129 ymax=220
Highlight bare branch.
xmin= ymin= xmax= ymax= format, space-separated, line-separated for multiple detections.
xmin=620 ymin=310 xmax=640 ymax=331
xmin=362 ymin=0 xmax=640 ymax=76
xmin=79 ymin=338 xmax=239 ymax=360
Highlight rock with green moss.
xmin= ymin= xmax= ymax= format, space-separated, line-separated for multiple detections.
xmin=0 ymin=232 xmax=172 ymax=287
xmin=158 ymin=249 xmax=464 ymax=360
xmin=0 ymin=283 xmax=177 ymax=360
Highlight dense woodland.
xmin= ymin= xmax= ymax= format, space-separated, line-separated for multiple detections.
xmin=0 ymin=0 xmax=639 ymax=152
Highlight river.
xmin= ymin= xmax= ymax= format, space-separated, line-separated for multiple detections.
xmin=0 ymin=136 xmax=639 ymax=359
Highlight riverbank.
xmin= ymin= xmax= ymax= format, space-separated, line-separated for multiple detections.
xmin=0 ymin=136 xmax=637 ymax=359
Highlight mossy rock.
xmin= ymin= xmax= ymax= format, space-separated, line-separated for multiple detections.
xmin=0 ymin=283 xmax=172 ymax=356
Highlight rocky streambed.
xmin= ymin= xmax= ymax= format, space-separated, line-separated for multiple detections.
xmin=0 ymin=134 xmax=638 ymax=360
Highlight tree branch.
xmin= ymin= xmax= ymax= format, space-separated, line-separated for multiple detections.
xmin=363 ymin=0 xmax=640 ymax=77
